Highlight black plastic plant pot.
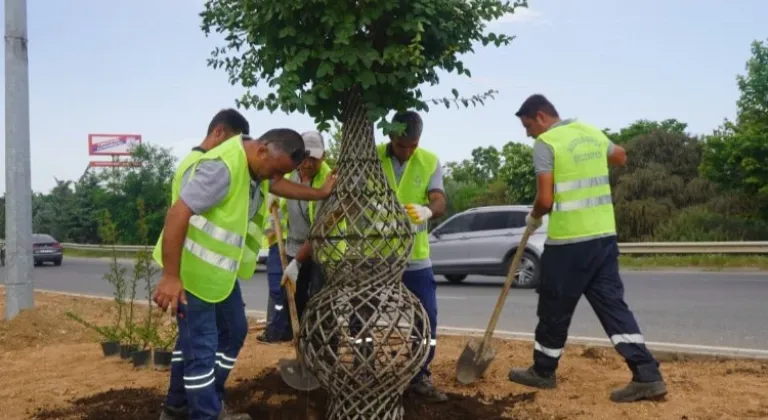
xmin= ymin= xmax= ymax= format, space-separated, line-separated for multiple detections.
xmin=101 ymin=341 xmax=120 ymax=357
xmin=132 ymin=349 xmax=151 ymax=368
xmin=119 ymin=344 xmax=139 ymax=360
xmin=153 ymin=348 xmax=173 ymax=368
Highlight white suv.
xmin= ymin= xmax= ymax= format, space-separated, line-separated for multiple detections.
xmin=428 ymin=205 xmax=548 ymax=288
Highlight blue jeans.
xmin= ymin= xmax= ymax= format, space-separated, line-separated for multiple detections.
xmin=403 ymin=267 xmax=438 ymax=380
xmin=265 ymin=244 xmax=291 ymax=338
xmin=164 ymin=281 xmax=248 ymax=420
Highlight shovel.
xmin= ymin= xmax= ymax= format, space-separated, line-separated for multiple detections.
xmin=455 ymin=226 xmax=534 ymax=385
xmin=270 ymin=204 xmax=320 ymax=391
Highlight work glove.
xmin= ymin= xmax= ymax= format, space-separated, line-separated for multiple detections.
xmin=282 ymin=259 xmax=301 ymax=285
xmin=404 ymin=203 xmax=432 ymax=225
xmin=525 ymin=212 xmax=543 ymax=232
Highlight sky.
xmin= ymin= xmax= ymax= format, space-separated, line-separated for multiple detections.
xmin=0 ymin=0 xmax=766 ymax=194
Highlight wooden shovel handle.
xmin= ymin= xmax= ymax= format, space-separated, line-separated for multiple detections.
xmin=477 ymin=226 xmax=534 ymax=355
xmin=270 ymin=205 xmax=303 ymax=358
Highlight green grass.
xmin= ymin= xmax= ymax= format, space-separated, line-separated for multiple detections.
xmin=64 ymin=248 xmax=142 ymax=259
xmin=618 ymin=254 xmax=768 ymax=270
xmin=64 ymin=247 xmax=768 ymax=270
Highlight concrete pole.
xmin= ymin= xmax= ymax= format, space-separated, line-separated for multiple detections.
xmin=4 ymin=0 xmax=34 ymax=320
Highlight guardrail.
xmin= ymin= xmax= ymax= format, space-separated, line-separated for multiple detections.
xmin=59 ymin=241 xmax=768 ymax=254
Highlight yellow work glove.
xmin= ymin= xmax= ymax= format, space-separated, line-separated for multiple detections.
xmin=404 ymin=203 xmax=433 ymax=225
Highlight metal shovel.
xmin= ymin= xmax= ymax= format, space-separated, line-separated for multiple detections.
xmin=455 ymin=226 xmax=534 ymax=385
xmin=270 ymin=205 xmax=320 ymax=391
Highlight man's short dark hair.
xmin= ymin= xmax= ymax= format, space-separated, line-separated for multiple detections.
xmin=515 ymin=94 xmax=559 ymax=119
xmin=391 ymin=110 xmax=423 ymax=140
xmin=258 ymin=128 xmax=307 ymax=164
xmin=207 ymin=108 xmax=250 ymax=136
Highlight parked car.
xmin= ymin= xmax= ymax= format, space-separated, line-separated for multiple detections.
xmin=32 ymin=233 xmax=64 ymax=266
xmin=428 ymin=205 xmax=548 ymax=288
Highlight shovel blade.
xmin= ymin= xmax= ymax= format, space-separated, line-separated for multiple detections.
xmin=455 ymin=337 xmax=497 ymax=385
xmin=278 ymin=358 xmax=320 ymax=391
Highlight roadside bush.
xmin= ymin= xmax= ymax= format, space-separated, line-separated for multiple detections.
xmin=652 ymin=206 xmax=768 ymax=241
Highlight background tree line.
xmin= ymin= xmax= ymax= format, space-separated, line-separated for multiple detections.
xmin=2 ymin=39 xmax=767 ymax=244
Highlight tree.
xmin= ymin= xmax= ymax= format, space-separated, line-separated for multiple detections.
xmin=604 ymin=118 xmax=688 ymax=145
xmin=499 ymin=142 xmax=535 ymax=204
xmin=700 ymin=39 xmax=768 ymax=215
xmin=200 ymin=0 xmax=524 ymax=132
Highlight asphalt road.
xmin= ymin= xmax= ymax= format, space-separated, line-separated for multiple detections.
xmin=2 ymin=257 xmax=768 ymax=350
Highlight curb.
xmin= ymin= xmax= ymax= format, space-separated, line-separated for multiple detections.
xmin=12 ymin=287 xmax=768 ymax=362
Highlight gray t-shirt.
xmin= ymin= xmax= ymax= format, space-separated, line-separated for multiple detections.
xmin=284 ymin=171 xmax=324 ymax=257
xmin=388 ymin=151 xmax=445 ymax=272
xmin=531 ymin=118 xmax=617 ymax=245
xmin=179 ymin=159 xmax=266 ymax=224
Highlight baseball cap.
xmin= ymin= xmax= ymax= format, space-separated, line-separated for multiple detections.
xmin=301 ymin=131 xmax=325 ymax=159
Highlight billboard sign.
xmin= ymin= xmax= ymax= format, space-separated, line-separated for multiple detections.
xmin=88 ymin=133 xmax=142 ymax=156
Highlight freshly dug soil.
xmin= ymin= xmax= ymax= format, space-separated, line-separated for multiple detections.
xmin=2 ymin=289 xmax=768 ymax=420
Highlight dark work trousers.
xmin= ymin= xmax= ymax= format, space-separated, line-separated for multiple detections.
xmin=346 ymin=266 xmax=439 ymax=382
xmin=164 ymin=281 xmax=249 ymax=420
xmin=265 ymin=244 xmax=291 ymax=338
xmin=532 ymin=236 xmax=662 ymax=383
xmin=294 ymin=259 xmax=324 ymax=321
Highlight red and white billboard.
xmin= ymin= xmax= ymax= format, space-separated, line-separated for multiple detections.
xmin=88 ymin=133 xmax=142 ymax=156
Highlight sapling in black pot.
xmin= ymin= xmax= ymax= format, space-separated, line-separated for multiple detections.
xmin=65 ymin=311 xmax=122 ymax=357
xmin=98 ymin=210 xmax=131 ymax=358
xmin=154 ymin=321 xmax=178 ymax=369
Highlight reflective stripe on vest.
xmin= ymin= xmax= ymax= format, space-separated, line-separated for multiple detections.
xmin=377 ymin=143 xmax=438 ymax=261
xmin=538 ymin=121 xmax=617 ymax=241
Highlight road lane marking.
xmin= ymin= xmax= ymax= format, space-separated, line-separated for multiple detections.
xmin=13 ymin=287 xmax=768 ymax=359
xmin=438 ymin=326 xmax=768 ymax=359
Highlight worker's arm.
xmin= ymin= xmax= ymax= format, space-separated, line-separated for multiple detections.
xmin=426 ymin=160 xmax=447 ymax=219
xmin=607 ymin=141 xmax=627 ymax=167
xmin=295 ymin=241 xmax=313 ymax=263
xmin=531 ymin=141 xmax=554 ymax=219
xmin=161 ymin=201 xmax=193 ymax=277
xmin=269 ymin=169 xmax=337 ymax=201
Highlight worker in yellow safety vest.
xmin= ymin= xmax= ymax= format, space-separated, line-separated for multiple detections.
xmin=152 ymin=125 xmax=337 ymax=420
xmin=376 ymin=111 xmax=449 ymax=403
xmin=507 ymin=94 xmax=668 ymax=403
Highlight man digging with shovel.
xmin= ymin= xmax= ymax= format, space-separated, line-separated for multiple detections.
xmin=507 ymin=94 xmax=668 ymax=403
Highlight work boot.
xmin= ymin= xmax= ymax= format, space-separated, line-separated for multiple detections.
xmin=610 ymin=380 xmax=667 ymax=403
xmin=158 ymin=405 xmax=188 ymax=420
xmin=256 ymin=330 xmax=291 ymax=344
xmin=407 ymin=375 xmax=449 ymax=403
xmin=508 ymin=366 xmax=557 ymax=389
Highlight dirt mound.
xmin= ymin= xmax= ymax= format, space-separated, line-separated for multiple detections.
xmin=31 ymin=369 xmax=534 ymax=420
xmin=0 ymin=289 xmax=111 ymax=350
xmin=5 ymin=290 xmax=768 ymax=420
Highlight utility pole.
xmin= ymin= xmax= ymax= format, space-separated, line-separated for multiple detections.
xmin=4 ymin=0 xmax=33 ymax=320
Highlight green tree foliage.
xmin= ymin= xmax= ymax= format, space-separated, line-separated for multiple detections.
xmin=603 ymin=118 xmax=688 ymax=145
xmin=700 ymin=39 xmax=768 ymax=215
xmin=200 ymin=0 xmax=525 ymax=131
xmin=5 ymin=144 xmax=176 ymax=244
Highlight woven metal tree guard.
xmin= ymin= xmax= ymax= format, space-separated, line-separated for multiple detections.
xmin=302 ymin=90 xmax=431 ymax=420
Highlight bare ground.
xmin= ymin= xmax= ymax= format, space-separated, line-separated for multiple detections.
xmin=1 ymin=289 xmax=767 ymax=420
